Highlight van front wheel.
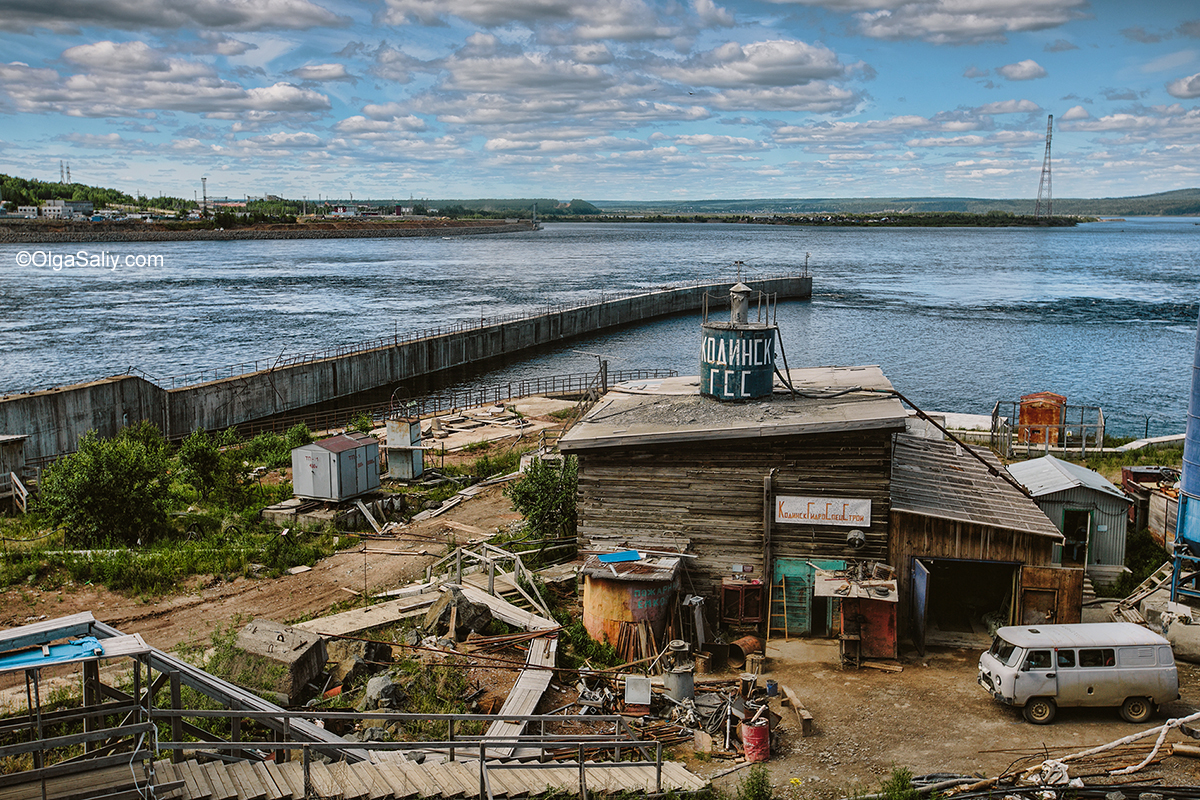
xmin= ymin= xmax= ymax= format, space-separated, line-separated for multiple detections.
xmin=1023 ymin=697 xmax=1056 ymax=725
xmin=1121 ymin=697 xmax=1153 ymax=724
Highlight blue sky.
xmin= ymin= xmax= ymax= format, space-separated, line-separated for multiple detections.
xmin=1 ymin=0 xmax=1198 ymax=201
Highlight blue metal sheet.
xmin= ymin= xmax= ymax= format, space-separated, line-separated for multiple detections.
xmin=0 ymin=636 xmax=103 ymax=671
xmin=598 ymin=550 xmax=641 ymax=563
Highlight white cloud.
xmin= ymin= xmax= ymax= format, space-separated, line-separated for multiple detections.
xmin=0 ymin=0 xmax=348 ymax=33
xmin=0 ymin=44 xmax=330 ymax=117
xmin=997 ymin=59 xmax=1047 ymax=80
xmin=1060 ymin=105 xmax=1089 ymax=120
xmin=335 ymin=114 xmax=427 ymax=135
xmin=774 ymin=0 xmax=1088 ymax=45
xmin=975 ymin=99 xmax=1040 ymax=114
xmin=1167 ymin=73 xmax=1200 ymax=99
xmin=289 ymin=63 xmax=357 ymax=82
xmin=673 ymin=133 xmax=767 ymax=152
xmin=1142 ymin=50 xmax=1198 ymax=74
xmin=655 ymin=40 xmax=850 ymax=88
xmin=709 ymin=84 xmax=859 ymax=112
xmin=381 ymin=0 xmax=685 ymax=40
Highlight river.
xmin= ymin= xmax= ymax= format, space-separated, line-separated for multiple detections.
xmin=1 ymin=218 xmax=1197 ymax=437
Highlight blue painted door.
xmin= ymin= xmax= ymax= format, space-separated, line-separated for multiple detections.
xmin=772 ymin=558 xmax=846 ymax=636
xmin=912 ymin=558 xmax=930 ymax=656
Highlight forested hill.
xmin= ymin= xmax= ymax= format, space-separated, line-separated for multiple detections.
xmin=590 ymin=189 xmax=1200 ymax=217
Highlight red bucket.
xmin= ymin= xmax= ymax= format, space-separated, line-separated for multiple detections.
xmin=743 ymin=720 xmax=770 ymax=762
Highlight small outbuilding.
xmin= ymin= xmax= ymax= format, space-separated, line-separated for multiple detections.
xmin=291 ymin=432 xmax=380 ymax=501
xmin=1007 ymin=454 xmax=1132 ymax=586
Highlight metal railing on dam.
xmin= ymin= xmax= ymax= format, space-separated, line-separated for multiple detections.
xmin=155 ymin=277 xmax=805 ymax=389
xmin=0 ymin=275 xmax=812 ymax=462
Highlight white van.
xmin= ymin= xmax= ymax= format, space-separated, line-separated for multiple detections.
xmin=978 ymin=622 xmax=1178 ymax=724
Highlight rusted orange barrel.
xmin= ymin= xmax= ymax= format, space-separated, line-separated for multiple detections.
xmin=729 ymin=635 xmax=764 ymax=668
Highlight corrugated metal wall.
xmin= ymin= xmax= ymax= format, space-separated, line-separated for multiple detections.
xmin=1032 ymin=487 xmax=1129 ymax=570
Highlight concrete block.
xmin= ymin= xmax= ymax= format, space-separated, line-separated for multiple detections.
xmin=231 ymin=618 xmax=327 ymax=704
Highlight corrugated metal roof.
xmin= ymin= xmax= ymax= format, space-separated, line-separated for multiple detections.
xmin=581 ymin=552 xmax=682 ymax=582
xmin=314 ymin=432 xmax=376 ymax=453
xmin=1007 ymin=455 xmax=1129 ymax=502
xmin=890 ymin=433 xmax=1063 ymax=539
xmin=560 ymin=365 xmax=907 ymax=451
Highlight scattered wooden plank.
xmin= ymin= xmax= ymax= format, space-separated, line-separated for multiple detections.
xmin=780 ymin=684 xmax=815 ymax=737
xmin=287 ymin=566 xmax=312 ymax=575
xmin=294 ymin=596 xmax=439 ymax=637
xmin=861 ymin=661 xmax=904 ymax=674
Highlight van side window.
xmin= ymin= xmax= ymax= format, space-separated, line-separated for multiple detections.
xmin=1119 ymin=647 xmax=1156 ymax=667
xmin=1080 ymin=648 xmax=1115 ymax=667
xmin=1024 ymin=650 xmax=1052 ymax=670
xmin=1056 ymin=650 xmax=1075 ymax=668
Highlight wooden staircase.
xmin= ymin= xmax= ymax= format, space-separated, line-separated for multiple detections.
xmin=147 ymin=755 xmax=707 ymax=800
xmin=1111 ymin=561 xmax=1175 ymax=625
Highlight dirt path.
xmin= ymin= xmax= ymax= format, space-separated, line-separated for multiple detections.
xmin=0 ymin=485 xmax=521 ymax=652
xmin=704 ymin=640 xmax=1200 ymax=799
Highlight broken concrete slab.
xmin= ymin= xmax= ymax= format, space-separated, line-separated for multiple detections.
xmin=230 ymin=618 xmax=327 ymax=704
xmin=421 ymin=587 xmax=493 ymax=637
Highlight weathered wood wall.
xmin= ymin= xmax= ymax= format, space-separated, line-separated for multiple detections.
xmin=576 ymin=430 xmax=896 ymax=598
xmin=889 ymin=510 xmax=1059 ymax=635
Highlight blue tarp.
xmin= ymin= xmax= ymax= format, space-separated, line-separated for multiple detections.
xmin=598 ymin=550 xmax=641 ymax=563
xmin=0 ymin=636 xmax=104 ymax=672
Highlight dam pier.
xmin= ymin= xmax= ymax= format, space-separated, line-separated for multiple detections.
xmin=1 ymin=276 xmax=811 ymax=464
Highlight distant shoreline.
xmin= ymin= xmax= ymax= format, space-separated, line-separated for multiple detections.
xmin=0 ymin=219 xmax=536 ymax=244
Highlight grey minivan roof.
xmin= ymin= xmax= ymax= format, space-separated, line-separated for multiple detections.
xmin=995 ymin=622 xmax=1170 ymax=649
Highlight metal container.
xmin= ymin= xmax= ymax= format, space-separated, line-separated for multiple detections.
xmin=1181 ymin=309 xmax=1200 ymax=553
xmin=729 ymin=635 xmax=765 ymax=668
xmin=581 ymin=572 xmax=679 ymax=647
xmin=699 ymin=282 xmax=777 ymax=402
xmin=385 ymin=417 xmax=423 ymax=481
xmin=700 ymin=324 xmax=777 ymax=401
xmin=291 ymin=433 xmax=380 ymax=502
xmin=664 ymin=666 xmax=695 ymax=702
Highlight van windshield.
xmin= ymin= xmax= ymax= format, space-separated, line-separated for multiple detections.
xmin=989 ymin=636 xmax=1021 ymax=667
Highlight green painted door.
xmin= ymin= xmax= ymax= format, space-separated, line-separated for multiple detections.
xmin=771 ymin=558 xmax=846 ymax=636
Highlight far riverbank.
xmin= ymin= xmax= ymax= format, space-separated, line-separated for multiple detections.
xmin=0 ymin=218 xmax=536 ymax=244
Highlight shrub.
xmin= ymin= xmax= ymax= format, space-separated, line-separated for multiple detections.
xmin=39 ymin=422 xmax=173 ymax=547
xmin=735 ymin=764 xmax=772 ymax=800
xmin=504 ymin=455 xmax=577 ymax=539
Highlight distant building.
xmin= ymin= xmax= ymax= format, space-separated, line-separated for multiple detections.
xmin=43 ymin=200 xmax=94 ymax=219
xmin=16 ymin=206 xmax=39 ymax=218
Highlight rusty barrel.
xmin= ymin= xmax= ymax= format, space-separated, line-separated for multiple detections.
xmin=728 ymin=634 xmax=764 ymax=668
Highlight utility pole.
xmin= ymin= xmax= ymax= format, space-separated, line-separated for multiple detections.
xmin=1035 ymin=114 xmax=1053 ymax=218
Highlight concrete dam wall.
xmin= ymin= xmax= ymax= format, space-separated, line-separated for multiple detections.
xmin=1 ymin=276 xmax=811 ymax=462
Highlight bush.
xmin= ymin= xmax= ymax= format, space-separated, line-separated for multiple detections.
xmin=504 ymin=455 xmax=577 ymax=539
xmin=880 ymin=767 xmax=920 ymax=800
xmin=735 ymin=764 xmax=772 ymax=800
xmin=39 ymin=422 xmax=173 ymax=547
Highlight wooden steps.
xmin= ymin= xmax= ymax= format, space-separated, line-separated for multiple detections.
xmin=6 ymin=755 xmax=706 ymax=800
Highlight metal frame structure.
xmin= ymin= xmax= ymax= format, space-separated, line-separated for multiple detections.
xmin=990 ymin=398 xmax=1105 ymax=459
xmin=1035 ymin=114 xmax=1054 ymax=218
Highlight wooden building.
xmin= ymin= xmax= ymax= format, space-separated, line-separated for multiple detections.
xmin=560 ymin=365 xmax=909 ymax=637
xmin=890 ymin=434 xmax=1079 ymax=653
xmin=562 ymin=367 xmax=1084 ymax=649
xmin=1007 ymin=455 xmax=1132 ymax=586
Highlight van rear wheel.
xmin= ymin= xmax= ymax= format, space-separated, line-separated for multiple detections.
xmin=1023 ymin=697 xmax=1056 ymax=725
xmin=1121 ymin=696 xmax=1153 ymax=724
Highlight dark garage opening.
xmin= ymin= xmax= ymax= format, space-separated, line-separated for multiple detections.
xmin=919 ymin=558 xmax=1017 ymax=643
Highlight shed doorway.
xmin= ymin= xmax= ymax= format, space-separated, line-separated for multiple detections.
xmin=911 ymin=557 xmax=1018 ymax=653
xmin=1060 ymin=508 xmax=1092 ymax=568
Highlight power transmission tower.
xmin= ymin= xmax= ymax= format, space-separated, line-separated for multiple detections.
xmin=1035 ymin=114 xmax=1053 ymax=218
xmin=59 ymin=161 xmax=64 ymax=183
xmin=65 ymin=163 xmax=71 ymax=183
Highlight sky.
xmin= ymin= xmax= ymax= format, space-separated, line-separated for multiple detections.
xmin=1 ymin=0 xmax=1199 ymax=202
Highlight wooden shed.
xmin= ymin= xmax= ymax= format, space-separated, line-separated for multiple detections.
xmin=559 ymin=365 xmax=909 ymax=637
xmin=1007 ymin=455 xmax=1132 ymax=586
xmin=889 ymin=434 xmax=1080 ymax=653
